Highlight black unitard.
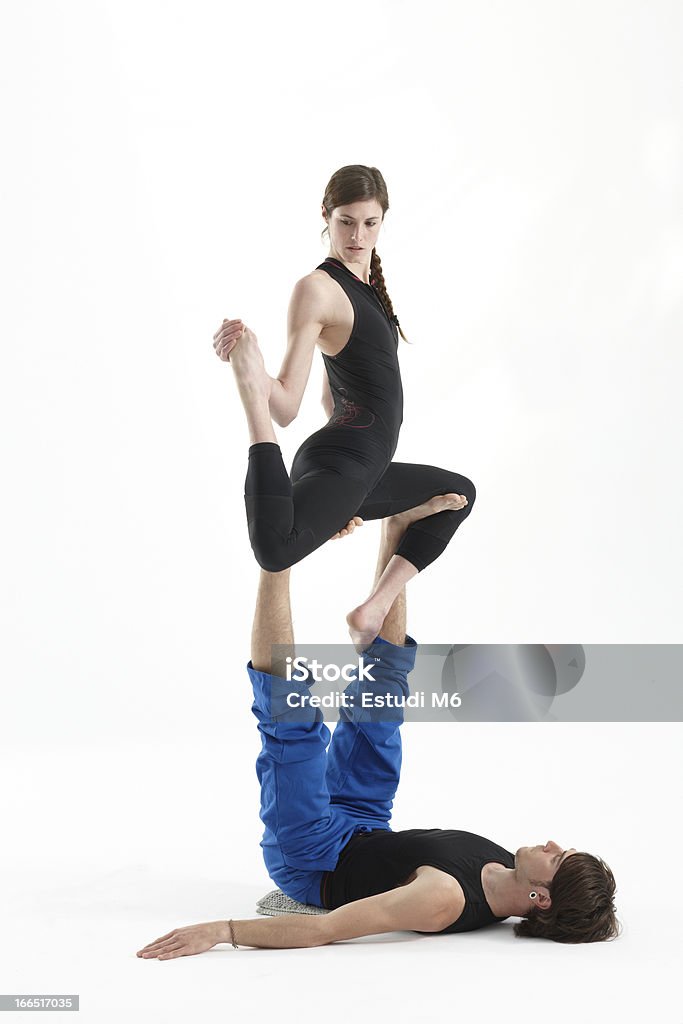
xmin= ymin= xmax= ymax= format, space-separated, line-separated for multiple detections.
xmin=244 ymin=256 xmax=476 ymax=573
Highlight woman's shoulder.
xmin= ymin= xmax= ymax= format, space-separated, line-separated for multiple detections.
xmin=289 ymin=264 xmax=338 ymax=301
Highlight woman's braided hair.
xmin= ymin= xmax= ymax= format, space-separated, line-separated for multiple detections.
xmin=320 ymin=164 xmax=409 ymax=344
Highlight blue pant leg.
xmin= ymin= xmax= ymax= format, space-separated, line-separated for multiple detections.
xmin=325 ymin=634 xmax=418 ymax=825
xmin=249 ymin=660 xmax=359 ymax=905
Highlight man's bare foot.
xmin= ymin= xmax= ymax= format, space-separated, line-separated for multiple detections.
xmin=331 ymin=516 xmax=363 ymax=540
xmin=346 ymin=493 xmax=468 ymax=650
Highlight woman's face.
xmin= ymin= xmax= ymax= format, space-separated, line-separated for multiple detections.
xmin=324 ymin=199 xmax=384 ymax=262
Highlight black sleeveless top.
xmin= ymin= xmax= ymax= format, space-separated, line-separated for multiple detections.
xmin=320 ymin=828 xmax=516 ymax=934
xmin=316 ymin=257 xmax=403 ymax=459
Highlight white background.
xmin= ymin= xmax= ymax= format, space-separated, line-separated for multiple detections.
xmin=1 ymin=1 xmax=681 ymax=1020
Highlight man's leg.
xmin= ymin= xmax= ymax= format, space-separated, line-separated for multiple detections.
xmin=248 ymin=567 xmax=357 ymax=904
xmin=324 ymin=513 xmax=421 ymax=826
xmin=250 ymin=566 xmax=294 ymax=679
xmin=248 ymin=503 xmax=434 ymax=902
xmin=371 ymin=514 xmax=409 ymax=647
xmin=346 ymin=491 xmax=468 ymax=651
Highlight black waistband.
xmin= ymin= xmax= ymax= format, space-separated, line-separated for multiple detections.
xmin=320 ymin=871 xmax=330 ymax=909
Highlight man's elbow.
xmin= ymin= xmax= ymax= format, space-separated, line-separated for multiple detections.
xmin=417 ymin=901 xmax=460 ymax=933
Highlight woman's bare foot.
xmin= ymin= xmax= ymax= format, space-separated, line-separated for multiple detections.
xmin=383 ymin=492 xmax=467 ymax=545
xmin=331 ymin=516 xmax=363 ymax=540
xmin=213 ymin=321 xmax=275 ymax=443
xmin=346 ymin=603 xmax=388 ymax=654
xmin=225 ymin=326 xmax=272 ymax=401
xmin=346 ymin=493 xmax=468 ymax=650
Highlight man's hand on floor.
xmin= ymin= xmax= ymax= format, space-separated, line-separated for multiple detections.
xmin=137 ymin=920 xmax=228 ymax=960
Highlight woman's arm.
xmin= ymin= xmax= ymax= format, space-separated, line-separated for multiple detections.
xmin=268 ymin=275 xmax=331 ymax=428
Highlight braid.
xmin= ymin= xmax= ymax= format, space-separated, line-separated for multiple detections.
xmin=370 ymin=250 xmax=409 ymax=344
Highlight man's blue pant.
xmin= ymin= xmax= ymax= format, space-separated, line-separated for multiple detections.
xmin=248 ymin=634 xmax=418 ymax=907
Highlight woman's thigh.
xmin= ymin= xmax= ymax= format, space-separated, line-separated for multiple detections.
xmin=355 ymin=461 xmax=476 ymax=520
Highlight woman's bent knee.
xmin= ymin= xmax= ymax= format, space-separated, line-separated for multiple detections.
xmin=252 ymin=545 xmax=297 ymax=573
xmin=462 ymin=477 xmax=476 ymax=506
xmin=248 ymin=522 xmax=298 ymax=572
xmin=443 ymin=471 xmax=476 ymax=507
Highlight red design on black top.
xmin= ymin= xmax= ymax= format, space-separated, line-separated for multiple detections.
xmin=332 ymin=389 xmax=376 ymax=429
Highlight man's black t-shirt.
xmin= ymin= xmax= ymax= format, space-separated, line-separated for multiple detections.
xmin=320 ymin=828 xmax=516 ymax=933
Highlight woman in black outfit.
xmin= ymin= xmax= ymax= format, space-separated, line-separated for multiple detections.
xmin=212 ymin=165 xmax=475 ymax=649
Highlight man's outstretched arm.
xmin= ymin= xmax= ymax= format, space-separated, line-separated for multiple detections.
xmin=136 ymin=870 xmax=463 ymax=958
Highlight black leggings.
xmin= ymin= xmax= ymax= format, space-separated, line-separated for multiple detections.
xmin=244 ymin=440 xmax=476 ymax=573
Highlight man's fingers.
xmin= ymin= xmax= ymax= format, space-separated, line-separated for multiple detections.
xmin=139 ymin=940 xmax=181 ymax=957
xmin=137 ymin=930 xmax=183 ymax=953
xmin=156 ymin=943 xmax=185 ymax=959
xmin=330 ymin=515 xmax=364 ymax=541
xmin=139 ymin=938 xmax=176 ymax=954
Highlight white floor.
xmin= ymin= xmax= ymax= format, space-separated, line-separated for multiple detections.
xmin=2 ymin=728 xmax=680 ymax=1022
xmin=2 ymin=872 xmax=678 ymax=1023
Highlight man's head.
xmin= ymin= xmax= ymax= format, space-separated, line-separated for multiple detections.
xmin=513 ymin=841 xmax=620 ymax=943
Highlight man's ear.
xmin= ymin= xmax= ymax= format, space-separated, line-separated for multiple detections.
xmin=535 ymin=889 xmax=552 ymax=911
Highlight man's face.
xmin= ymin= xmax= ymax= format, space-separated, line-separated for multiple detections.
xmin=515 ymin=840 xmax=577 ymax=880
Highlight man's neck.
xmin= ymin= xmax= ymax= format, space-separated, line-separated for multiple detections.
xmin=481 ymin=862 xmax=530 ymax=918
